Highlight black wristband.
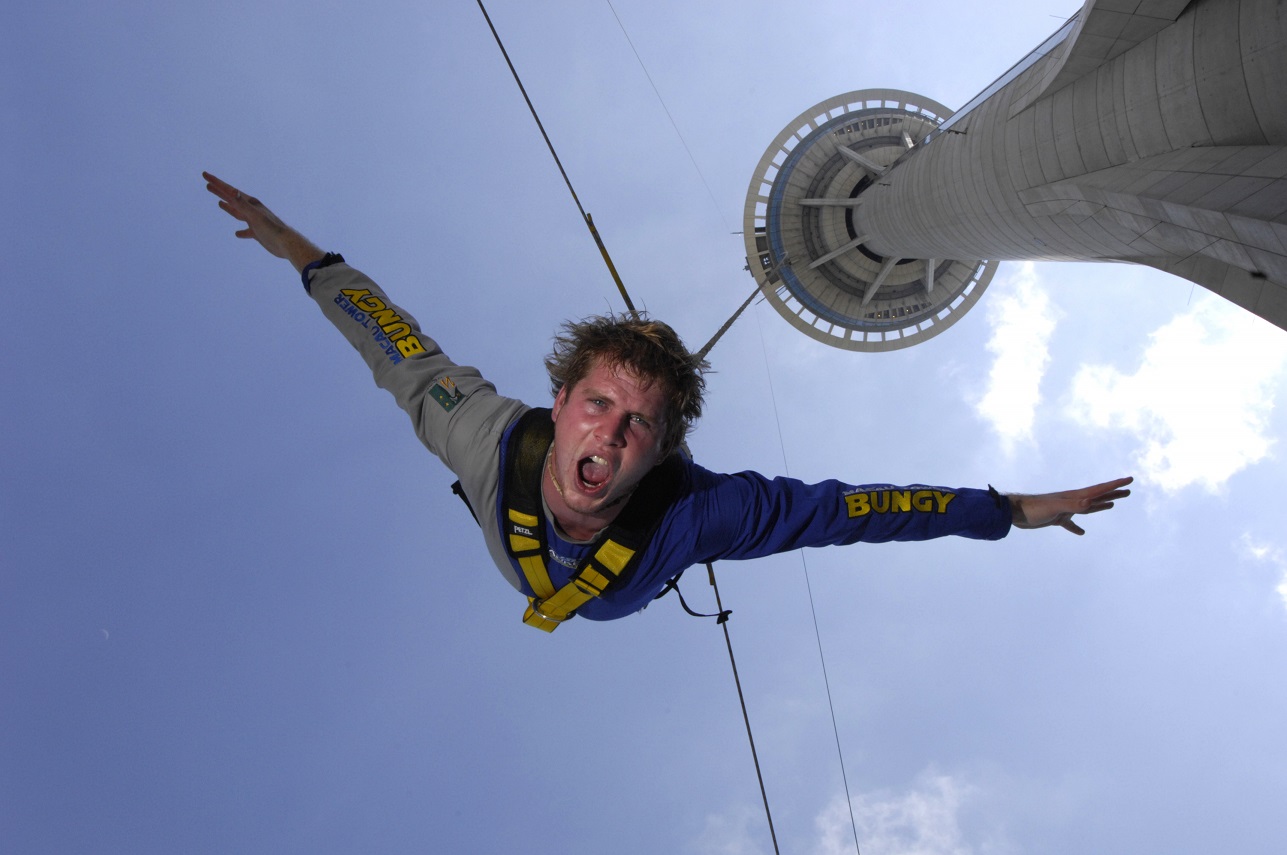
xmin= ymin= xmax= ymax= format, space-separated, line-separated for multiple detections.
xmin=300 ymin=252 xmax=346 ymax=294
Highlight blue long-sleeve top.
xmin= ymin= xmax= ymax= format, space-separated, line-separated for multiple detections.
xmin=500 ymin=432 xmax=1011 ymax=621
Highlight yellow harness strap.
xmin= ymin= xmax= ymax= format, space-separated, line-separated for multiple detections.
xmin=506 ymin=508 xmax=555 ymax=599
xmin=499 ymin=408 xmax=681 ymax=632
xmin=520 ymin=537 xmax=637 ymax=632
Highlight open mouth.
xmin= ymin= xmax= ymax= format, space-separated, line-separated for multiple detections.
xmin=577 ymin=455 xmax=611 ymax=491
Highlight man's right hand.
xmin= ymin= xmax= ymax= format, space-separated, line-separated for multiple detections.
xmin=203 ymin=172 xmax=325 ymax=273
xmin=1009 ymin=476 xmax=1134 ymax=536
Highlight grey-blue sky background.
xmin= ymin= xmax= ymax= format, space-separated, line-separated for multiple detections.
xmin=4 ymin=2 xmax=1286 ymax=853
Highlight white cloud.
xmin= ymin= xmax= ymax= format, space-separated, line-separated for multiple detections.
xmin=693 ymin=773 xmax=1007 ymax=855
xmin=1238 ymin=533 xmax=1287 ymax=615
xmin=974 ymin=262 xmax=1058 ymax=452
xmin=1067 ymin=296 xmax=1287 ymax=492
xmin=812 ymin=773 xmax=1007 ymax=855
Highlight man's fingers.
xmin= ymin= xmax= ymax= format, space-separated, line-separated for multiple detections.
xmin=1082 ymin=491 xmax=1129 ymax=511
xmin=204 ymin=171 xmax=256 ymax=211
xmin=1011 ymin=476 xmax=1133 ymax=534
xmin=1073 ymin=477 xmax=1132 ymax=511
xmin=1085 ymin=476 xmax=1134 ymax=496
xmin=203 ymin=170 xmax=235 ymax=192
xmin=203 ymin=171 xmax=236 ymax=200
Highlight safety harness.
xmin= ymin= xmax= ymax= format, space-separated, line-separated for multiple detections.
xmin=499 ymin=407 xmax=683 ymax=631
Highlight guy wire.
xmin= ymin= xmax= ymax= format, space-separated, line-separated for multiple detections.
xmin=604 ymin=0 xmax=733 ymax=234
xmin=754 ymin=306 xmax=864 ymax=855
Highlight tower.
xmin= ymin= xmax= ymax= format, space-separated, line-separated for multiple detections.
xmin=744 ymin=0 xmax=1286 ymax=351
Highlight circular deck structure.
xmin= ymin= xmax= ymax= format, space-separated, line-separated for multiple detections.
xmin=743 ymin=89 xmax=998 ymax=351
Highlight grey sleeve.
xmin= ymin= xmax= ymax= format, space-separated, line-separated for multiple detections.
xmin=306 ymin=262 xmax=527 ymax=590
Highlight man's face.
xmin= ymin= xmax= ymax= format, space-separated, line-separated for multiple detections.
xmin=545 ymin=357 xmax=668 ymax=538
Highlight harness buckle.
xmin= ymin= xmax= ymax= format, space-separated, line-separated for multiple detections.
xmin=529 ymin=598 xmax=566 ymax=622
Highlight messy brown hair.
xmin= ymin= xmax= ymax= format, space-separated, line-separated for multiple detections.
xmin=545 ymin=313 xmax=710 ymax=456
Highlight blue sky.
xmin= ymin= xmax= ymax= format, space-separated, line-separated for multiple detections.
xmin=4 ymin=2 xmax=1287 ymax=853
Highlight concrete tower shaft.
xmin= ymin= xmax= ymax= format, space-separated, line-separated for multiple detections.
xmin=853 ymin=0 xmax=1287 ymax=329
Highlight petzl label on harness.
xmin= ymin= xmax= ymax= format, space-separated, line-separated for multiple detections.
xmin=430 ymin=377 xmax=462 ymax=411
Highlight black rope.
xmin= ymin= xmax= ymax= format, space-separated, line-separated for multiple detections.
xmin=697 ymin=282 xmax=761 ymax=360
xmin=654 ymin=573 xmax=731 ymax=622
xmin=654 ymin=569 xmax=779 ymax=854
xmin=475 ymin=0 xmax=638 ymax=318
xmin=707 ymin=563 xmax=781 ymax=855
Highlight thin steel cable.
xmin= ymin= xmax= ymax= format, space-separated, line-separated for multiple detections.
xmin=600 ymin=1 xmax=755 ymax=361
xmin=475 ymin=0 xmax=638 ymax=317
xmin=706 ymin=563 xmax=781 ymax=855
xmin=754 ymin=306 xmax=864 ymax=855
xmin=604 ymin=0 xmax=733 ymax=234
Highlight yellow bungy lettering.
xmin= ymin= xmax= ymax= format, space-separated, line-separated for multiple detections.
xmin=846 ymin=489 xmax=956 ymax=517
xmin=397 ymin=336 xmax=426 ymax=357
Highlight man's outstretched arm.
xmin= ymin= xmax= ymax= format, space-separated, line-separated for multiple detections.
xmin=1007 ymin=477 xmax=1133 ymax=536
xmin=203 ymin=172 xmax=324 ymax=273
xmin=202 ymin=171 xmax=532 ymax=588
